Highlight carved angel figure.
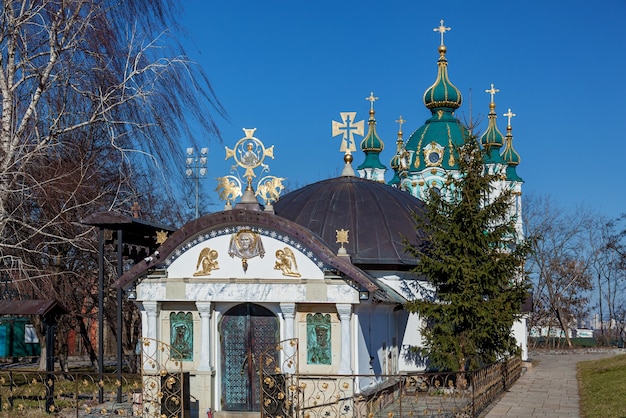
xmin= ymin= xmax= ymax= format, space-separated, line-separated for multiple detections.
xmin=256 ymin=176 xmax=286 ymax=205
xmin=216 ymin=176 xmax=242 ymax=205
xmin=274 ymin=247 xmax=301 ymax=277
xmin=193 ymin=247 xmax=219 ymax=276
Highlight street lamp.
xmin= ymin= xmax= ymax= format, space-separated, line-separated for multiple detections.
xmin=185 ymin=147 xmax=208 ymax=219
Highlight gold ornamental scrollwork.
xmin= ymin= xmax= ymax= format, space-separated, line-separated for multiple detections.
xmin=218 ymin=128 xmax=285 ymax=209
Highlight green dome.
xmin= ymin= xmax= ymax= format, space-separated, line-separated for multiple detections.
xmin=423 ymin=46 xmax=462 ymax=110
xmin=480 ymin=102 xmax=505 ymax=165
xmin=405 ymin=110 xmax=469 ymax=172
xmin=357 ymin=108 xmax=386 ymax=171
xmin=502 ymin=125 xmax=523 ymax=182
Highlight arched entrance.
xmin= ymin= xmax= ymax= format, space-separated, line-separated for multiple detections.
xmin=220 ymin=303 xmax=279 ymax=411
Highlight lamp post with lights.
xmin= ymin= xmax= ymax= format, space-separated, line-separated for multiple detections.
xmin=186 ymin=147 xmax=208 ymax=219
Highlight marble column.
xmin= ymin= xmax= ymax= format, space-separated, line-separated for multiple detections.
xmin=336 ymin=303 xmax=353 ymax=374
xmin=143 ymin=301 xmax=159 ymax=340
xmin=280 ymin=303 xmax=296 ymax=373
xmin=196 ymin=302 xmax=213 ymax=371
xmin=142 ymin=301 xmax=159 ymax=371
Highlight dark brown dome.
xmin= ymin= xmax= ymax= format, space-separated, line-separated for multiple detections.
xmin=274 ymin=176 xmax=425 ymax=267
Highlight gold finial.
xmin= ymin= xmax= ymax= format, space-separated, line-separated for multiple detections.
xmin=433 ymin=19 xmax=451 ymax=46
xmin=336 ymin=229 xmax=350 ymax=256
xmin=365 ymin=92 xmax=379 ymax=112
xmin=503 ymin=108 xmax=516 ymax=127
xmin=221 ymin=129 xmax=279 ymax=208
xmin=336 ymin=229 xmax=349 ymax=245
xmin=485 ymin=83 xmax=499 ymax=104
xmin=155 ymin=230 xmax=168 ymax=245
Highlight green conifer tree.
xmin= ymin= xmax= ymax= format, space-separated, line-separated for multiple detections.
xmin=405 ymin=136 xmax=531 ymax=371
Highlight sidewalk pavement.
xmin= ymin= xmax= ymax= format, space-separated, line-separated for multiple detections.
xmin=482 ymin=350 xmax=623 ymax=417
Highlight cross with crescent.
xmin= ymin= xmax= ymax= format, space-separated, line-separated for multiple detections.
xmin=365 ymin=92 xmax=379 ymax=111
xmin=434 ymin=19 xmax=451 ymax=45
xmin=485 ymin=83 xmax=499 ymax=104
xmin=503 ymin=108 xmax=516 ymax=126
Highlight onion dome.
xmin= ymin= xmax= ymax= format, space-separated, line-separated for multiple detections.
xmin=388 ymin=116 xmax=408 ymax=187
xmin=357 ymin=92 xmax=386 ymax=181
xmin=501 ymin=108 xmax=523 ymax=182
xmin=274 ymin=176 xmax=425 ymax=267
xmin=480 ymin=84 xmax=505 ymax=165
xmin=423 ymin=45 xmax=462 ymax=111
xmin=405 ymin=25 xmax=469 ymax=173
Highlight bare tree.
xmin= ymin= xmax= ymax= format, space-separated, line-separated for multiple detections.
xmin=596 ymin=215 xmax=626 ymax=345
xmin=0 ymin=0 xmax=224 ymax=369
xmin=524 ymin=195 xmax=593 ymax=348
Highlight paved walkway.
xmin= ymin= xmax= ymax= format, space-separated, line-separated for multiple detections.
xmin=482 ymin=350 xmax=622 ymax=417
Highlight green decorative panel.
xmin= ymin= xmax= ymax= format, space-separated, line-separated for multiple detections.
xmin=306 ymin=313 xmax=331 ymax=365
xmin=170 ymin=312 xmax=193 ymax=361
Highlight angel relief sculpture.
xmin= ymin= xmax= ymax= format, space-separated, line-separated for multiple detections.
xmin=193 ymin=247 xmax=219 ymax=277
xmin=274 ymin=247 xmax=301 ymax=277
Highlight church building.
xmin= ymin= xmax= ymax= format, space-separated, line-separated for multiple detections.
xmin=114 ymin=21 xmax=525 ymax=417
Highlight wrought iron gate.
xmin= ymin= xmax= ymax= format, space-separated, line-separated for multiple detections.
xmin=260 ymin=338 xmax=299 ymax=418
xmin=140 ymin=337 xmax=185 ymax=418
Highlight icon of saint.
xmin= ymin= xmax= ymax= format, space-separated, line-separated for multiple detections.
xmin=228 ymin=230 xmax=265 ymax=260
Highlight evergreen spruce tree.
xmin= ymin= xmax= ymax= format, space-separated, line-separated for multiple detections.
xmin=405 ymin=135 xmax=531 ymax=372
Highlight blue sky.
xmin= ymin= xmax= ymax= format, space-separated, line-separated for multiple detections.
xmin=179 ymin=0 xmax=626 ymax=219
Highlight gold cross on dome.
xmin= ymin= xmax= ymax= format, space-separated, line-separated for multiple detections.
xmin=395 ymin=115 xmax=406 ymax=133
xmin=433 ymin=19 xmax=451 ymax=45
xmin=485 ymin=83 xmax=500 ymax=104
xmin=503 ymin=108 xmax=517 ymax=126
xmin=332 ymin=112 xmax=364 ymax=154
xmin=365 ymin=92 xmax=379 ymax=111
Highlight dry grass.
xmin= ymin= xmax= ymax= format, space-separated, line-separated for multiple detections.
xmin=578 ymin=353 xmax=626 ymax=418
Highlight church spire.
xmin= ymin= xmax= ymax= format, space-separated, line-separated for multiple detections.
xmin=480 ymin=83 xmax=505 ymax=165
xmin=423 ymin=20 xmax=462 ymax=111
xmin=501 ymin=108 xmax=523 ymax=182
xmin=389 ymin=115 xmax=408 ymax=187
xmin=357 ymin=92 xmax=387 ymax=181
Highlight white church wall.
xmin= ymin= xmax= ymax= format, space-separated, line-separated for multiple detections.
xmin=398 ymin=312 xmax=426 ymax=372
xmin=512 ymin=315 xmax=528 ymax=361
xmin=167 ymin=234 xmax=325 ymax=280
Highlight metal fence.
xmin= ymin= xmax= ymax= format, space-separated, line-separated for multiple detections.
xmin=0 ymin=369 xmax=140 ymax=416
xmin=262 ymin=354 xmax=522 ymax=417
xmin=0 ymin=355 xmax=521 ymax=417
